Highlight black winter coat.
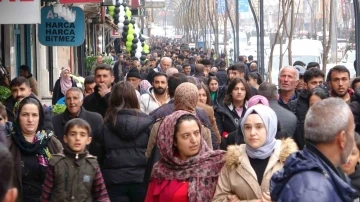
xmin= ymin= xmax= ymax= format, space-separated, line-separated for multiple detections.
xmin=287 ymin=90 xmax=309 ymax=149
xmin=94 ymin=109 xmax=153 ymax=186
xmin=51 ymin=107 xmax=103 ymax=147
xmin=51 ymin=78 xmax=77 ymax=105
xmin=350 ymin=88 xmax=360 ymax=134
xmin=215 ymin=104 xmax=245 ymax=150
xmin=349 ymin=165 xmax=360 ymax=196
xmin=216 ymin=69 xmax=228 ymax=86
xmin=82 ymin=87 xmax=110 ymax=118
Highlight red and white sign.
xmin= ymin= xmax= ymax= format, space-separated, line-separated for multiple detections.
xmin=110 ymin=30 xmax=121 ymax=38
xmin=60 ymin=0 xmax=101 ymax=3
xmin=129 ymin=0 xmax=140 ymax=8
xmin=0 ymin=0 xmax=40 ymax=24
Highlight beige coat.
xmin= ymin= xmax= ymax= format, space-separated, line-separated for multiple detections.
xmin=197 ymin=102 xmax=221 ymax=144
xmin=145 ymin=119 xmax=213 ymax=158
xmin=28 ymin=76 xmax=38 ymax=96
xmin=212 ymin=138 xmax=298 ymax=202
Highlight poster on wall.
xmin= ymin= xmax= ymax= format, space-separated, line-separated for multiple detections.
xmin=0 ymin=0 xmax=41 ymax=24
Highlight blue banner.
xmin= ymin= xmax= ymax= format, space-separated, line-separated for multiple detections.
xmin=239 ymin=0 xmax=249 ymax=12
xmin=217 ymin=0 xmax=226 ymax=14
xmin=217 ymin=0 xmax=249 ymax=14
xmin=39 ymin=6 xmax=85 ymax=46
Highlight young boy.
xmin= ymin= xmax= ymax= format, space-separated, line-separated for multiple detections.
xmin=41 ymin=118 xmax=110 ymax=202
xmin=0 ymin=103 xmax=12 ymax=135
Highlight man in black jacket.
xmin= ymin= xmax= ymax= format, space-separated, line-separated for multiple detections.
xmin=4 ymin=76 xmax=53 ymax=130
xmin=52 ymin=87 xmax=103 ymax=147
xmin=83 ymin=64 xmax=114 ymax=117
xmin=288 ymin=67 xmax=325 ymax=149
xmin=216 ymin=61 xmax=228 ymax=86
xmin=113 ymin=54 xmax=127 ymax=83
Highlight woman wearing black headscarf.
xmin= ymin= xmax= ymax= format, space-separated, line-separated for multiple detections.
xmin=6 ymin=97 xmax=62 ymax=202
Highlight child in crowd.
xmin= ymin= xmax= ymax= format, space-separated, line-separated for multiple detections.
xmin=0 ymin=103 xmax=12 ymax=134
xmin=341 ymin=132 xmax=360 ymax=195
xmin=41 ymin=118 xmax=110 ymax=202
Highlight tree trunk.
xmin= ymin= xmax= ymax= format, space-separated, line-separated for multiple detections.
xmin=322 ymin=0 xmax=333 ymax=72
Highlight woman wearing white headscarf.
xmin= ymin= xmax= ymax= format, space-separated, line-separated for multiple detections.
xmin=52 ymin=67 xmax=77 ymax=105
xmin=212 ymin=105 xmax=298 ymax=202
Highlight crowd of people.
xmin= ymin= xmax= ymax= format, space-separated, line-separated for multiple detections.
xmin=0 ymin=44 xmax=359 ymax=202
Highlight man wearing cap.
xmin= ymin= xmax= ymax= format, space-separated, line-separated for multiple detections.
xmin=200 ymin=59 xmax=212 ymax=77
xmin=174 ymin=54 xmax=185 ymax=66
xmin=126 ymin=67 xmax=142 ymax=102
xmin=288 ymin=67 xmax=325 ymax=149
xmin=126 ymin=67 xmax=142 ymax=92
xmin=295 ymin=65 xmax=306 ymax=92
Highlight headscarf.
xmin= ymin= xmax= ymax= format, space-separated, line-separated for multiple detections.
xmin=11 ymin=97 xmax=53 ymax=166
xmin=151 ymin=110 xmax=225 ymax=202
xmin=60 ymin=67 xmax=72 ymax=95
xmin=139 ymin=80 xmax=152 ymax=94
xmin=240 ymin=104 xmax=277 ymax=159
xmin=174 ymin=82 xmax=198 ymax=113
xmin=248 ymin=95 xmax=269 ymax=108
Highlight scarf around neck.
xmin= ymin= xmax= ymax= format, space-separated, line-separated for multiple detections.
xmin=241 ymin=105 xmax=277 ymax=159
xmin=60 ymin=68 xmax=72 ymax=95
xmin=11 ymin=124 xmax=53 ymax=166
xmin=151 ymin=110 xmax=225 ymax=202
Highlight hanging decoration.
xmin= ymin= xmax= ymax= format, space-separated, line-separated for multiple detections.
xmin=106 ymin=0 xmax=150 ymax=61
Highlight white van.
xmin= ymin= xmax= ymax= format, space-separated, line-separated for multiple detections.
xmin=269 ymin=40 xmax=323 ymax=86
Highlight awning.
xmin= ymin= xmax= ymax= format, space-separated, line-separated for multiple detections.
xmin=129 ymin=0 xmax=140 ymax=8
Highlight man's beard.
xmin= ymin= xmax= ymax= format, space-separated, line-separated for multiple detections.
xmin=153 ymin=87 xmax=166 ymax=95
xmin=332 ymin=89 xmax=348 ymax=98
xmin=15 ymin=96 xmax=25 ymax=101
xmin=340 ymin=133 xmax=354 ymax=165
xmin=96 ymin=83 xmax=111 ymax=89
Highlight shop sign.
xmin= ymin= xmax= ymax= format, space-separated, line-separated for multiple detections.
xmin=60 ymin=0 xmax=101 ymax=3
xmin=38 ymin=6 xmax=85 ymax=46
xmin=0 ymin=0 xmax=40 ymax=24
xmin=110 ymin=30 xmax=121 ymax=38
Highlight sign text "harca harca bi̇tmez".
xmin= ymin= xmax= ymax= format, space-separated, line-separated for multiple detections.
xmin=38 ymin=6 xmax=85 ymax=46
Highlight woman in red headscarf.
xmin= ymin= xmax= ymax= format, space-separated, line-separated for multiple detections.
xmin=145 ymin=110 xmax=225 ymax=202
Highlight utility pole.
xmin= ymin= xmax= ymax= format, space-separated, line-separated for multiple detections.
xmin=235 ymin=0 xmax=240 ymax=62
xmin=355 ymin=0 xmax=360 ymax=75
xmin=205 ymin=0 xmax=207 ymax=50
xmin=260 ymin=0 xmax=264 ymax=76
xmin=164 ymin=9 xmax=167 ymax=37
